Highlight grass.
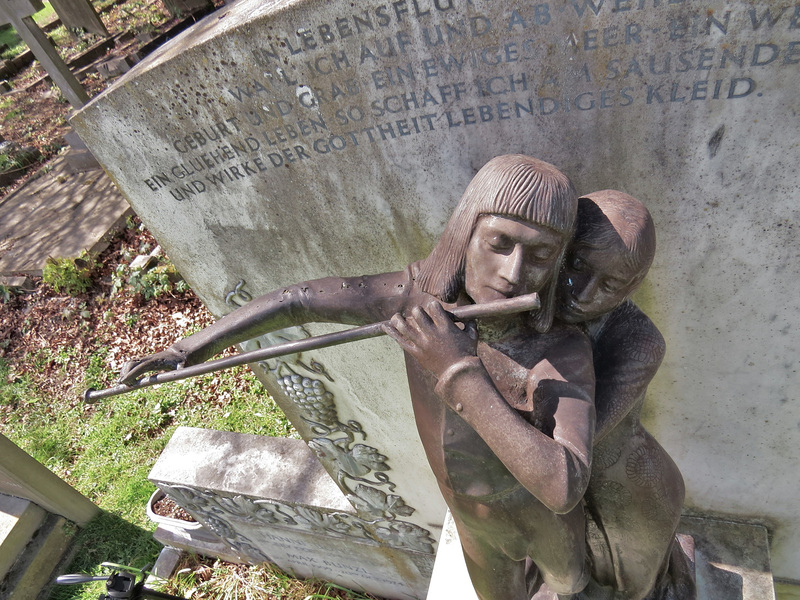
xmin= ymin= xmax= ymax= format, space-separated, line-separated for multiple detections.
xmin=1 ymin=328 xmax=376 ymax=598
xmin=1 ymin=357 xmax=294 ymax=521
xmin=0 ymin=2 xmax=59 ymax=59
xmin=0 ymin=25 xmax=26 ymax=59
xmin=163 ymin=559 xmax=381 ymax=600
xmin=32 ymin=2 xmax=58 ymax=27
xmin=0 ymin=352 xmax=303 ymax=600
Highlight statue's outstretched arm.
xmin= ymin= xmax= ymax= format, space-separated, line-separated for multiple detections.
xmin=120 ymin=270 xmax=411 ymax=384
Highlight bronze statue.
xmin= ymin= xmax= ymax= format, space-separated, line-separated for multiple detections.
xmin=556 ymin=190 xmax=694 ymax=600
xmin=118 ymin=157 xmax=688 ymax=600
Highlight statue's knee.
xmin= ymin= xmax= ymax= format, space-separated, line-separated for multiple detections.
xmin=543 ymin=559 xmax=590 ymax=595
xmin=617 ymin=572 xmax=660 ymax=600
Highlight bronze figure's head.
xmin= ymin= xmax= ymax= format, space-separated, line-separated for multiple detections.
xmin=558 ymin=189 xmax=656 ymax=323
xmin=418 ymin=155 xmax=578 ymax=332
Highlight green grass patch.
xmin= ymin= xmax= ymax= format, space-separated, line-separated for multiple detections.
xmin=1 ymin=353 xmax=299 ymax=600
xmin=0 ymin=25 xmax=25 ymax=59
xmin=0 ymin=3 xmax=59 ymax=59
xmin=32 ymin=2 xmax=58 ymax=27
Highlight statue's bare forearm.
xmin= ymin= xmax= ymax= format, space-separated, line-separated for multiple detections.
xmin=120 ymin=270 xmax=411 ymax=383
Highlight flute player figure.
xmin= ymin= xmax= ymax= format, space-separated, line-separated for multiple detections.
xmin=121 ymin=155 xmax=596 ymax=599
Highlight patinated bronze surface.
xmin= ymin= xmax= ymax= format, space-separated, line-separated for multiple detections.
xmin=555 ymin=191 xmax=695 ymax=600
xmin=119 ymin=156 xmax=689 ymax=600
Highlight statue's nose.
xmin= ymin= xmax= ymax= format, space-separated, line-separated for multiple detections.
xmin=499 ymin=245 xmax=523 ymax=285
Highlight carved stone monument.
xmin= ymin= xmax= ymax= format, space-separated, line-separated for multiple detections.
xmin=71 ymin=0 xmax=800 ymax=596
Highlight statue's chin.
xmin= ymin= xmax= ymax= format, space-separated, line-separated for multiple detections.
xmin=557 ymin=305 xmax=586 ymax=324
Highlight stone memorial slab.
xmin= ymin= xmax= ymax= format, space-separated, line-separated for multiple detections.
xmin=149 ymin=427 xmax=437 ymax=599
xmin=71 ymin=0 xmax=800 ymax=584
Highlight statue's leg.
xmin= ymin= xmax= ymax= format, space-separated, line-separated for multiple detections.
xmin=588 ymin=435 xmax=686 ymax=600
xmin=524 ymin=503 xmax=590 ymax=596
xmin=443 ymin=486 xmax=588 ymax=599
xmin=641 ymin=539 xmax=697 ymax=600
xmin=451 ymin=514 xmax=527 ymax=600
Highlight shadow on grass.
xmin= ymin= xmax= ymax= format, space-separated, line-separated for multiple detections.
xmin=49 ymin=510 xmax=162 ymax=600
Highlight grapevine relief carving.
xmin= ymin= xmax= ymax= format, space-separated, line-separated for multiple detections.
xmin=158 ymin=482 xmax=434 ymax=554
xmin=189 ymin=280 xmax=437 ymax=553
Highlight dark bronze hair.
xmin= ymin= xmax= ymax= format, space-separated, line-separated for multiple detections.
xmin=417 ymin=155 xmax=578 ymax=333
xmin=574 ymin=190 xmax=656 ymax=282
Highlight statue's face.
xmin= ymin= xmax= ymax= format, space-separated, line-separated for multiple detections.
xmin=557 ymin=236 xmax=642 ymax=323
xmin=464 ymin=215 xmax=563 ymax=305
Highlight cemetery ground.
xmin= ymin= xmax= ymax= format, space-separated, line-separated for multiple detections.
xmin=0 ymin=218 xmax=383 ymax=600
xmin=0 ymin=0 xmax=210 ymax=195
xmin=0 ymin=5 xmax=382 ymax=598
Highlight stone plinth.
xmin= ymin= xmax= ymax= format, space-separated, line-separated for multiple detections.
xmin=149 ymin=427 xmax=437 ymax=599
xmin=427 ymin=511 xmax=775 ymax=600
xmin=0 ymin=494 xmax=46 ymax=580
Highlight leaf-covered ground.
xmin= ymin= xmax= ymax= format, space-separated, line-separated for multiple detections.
xmin=0 ymin=222 xmax=213 ymax=403
xmin=0 ymin=0 xmax=201 ymax=197
xmin=0 ymin=220 xmax=384 ymax=600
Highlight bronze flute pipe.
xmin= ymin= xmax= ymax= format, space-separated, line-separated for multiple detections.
xmin=84 ymin=293 xmax=541 ymax=403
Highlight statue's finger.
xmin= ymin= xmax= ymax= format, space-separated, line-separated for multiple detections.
xmin=381 ymin=322 xmax=418 ymax=354
xmin=410 ymin=304 xmax=435 ymax=329
xmin=425 ymin=300 xmax=451 ymax=327
xmin=118 ymin=359 xmax=143 ymax=383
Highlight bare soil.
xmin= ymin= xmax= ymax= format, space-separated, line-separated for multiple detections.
xmin=153 ymin=494 xmax=196 ymax=522
xmin=0 ymin=218 xmax=215 ymax=411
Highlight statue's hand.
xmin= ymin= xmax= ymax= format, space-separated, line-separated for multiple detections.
xmin=382 ymin=298 xmax=478 ymax=379
xmin=118 ymin=347 xmax=189 ymax=385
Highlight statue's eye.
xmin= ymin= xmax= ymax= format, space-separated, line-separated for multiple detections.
xmin=601 ymin=279 xmax=626 ymax=294
xmin=571 ymin=256 xmax=586 ymax=271
xmin=488 ymin=235 xmax=513 ymax=251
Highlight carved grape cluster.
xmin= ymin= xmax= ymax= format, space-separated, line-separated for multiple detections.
xmin=278 ymin=374 xmax=338 ymax=426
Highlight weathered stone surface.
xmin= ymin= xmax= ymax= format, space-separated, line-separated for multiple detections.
xmin=680 ymin=516 xmax=775 ymax=600
xmin=72 ymin=0 xmax=800 ymax=580
xmin=149 ymin=546 xmax=185 ymax=582
xmin=0 ymin=156 xmax=131 ymax=275
xmin=0 ymin=513 xmax=75 ymax=600
xmin=149 ymin=427 xmax=437 ymax=599
xmin=0 ymin=276 xmax=35 ymax=292
xmin=0 ymin=494 xmax=46 ymax=580
xmin=96 ymin=55 xmax=137 ymax=80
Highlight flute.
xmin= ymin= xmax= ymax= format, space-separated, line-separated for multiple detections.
xmin=84 ymin=293 xmax=541 ymax=403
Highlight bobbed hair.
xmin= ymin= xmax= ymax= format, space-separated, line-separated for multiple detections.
xmin=574 ymin=190 xmax=656 ymax=284
xmin=417 ymin=155 xmax=578 ymax=333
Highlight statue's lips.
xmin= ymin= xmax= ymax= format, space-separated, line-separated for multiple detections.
xmin=559 ymin=300 xmax=586 ymax=320
xmin=488 ymin=287 xmax=517 ymax=299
